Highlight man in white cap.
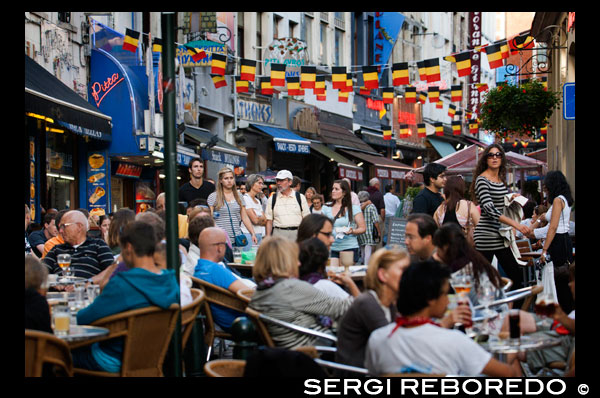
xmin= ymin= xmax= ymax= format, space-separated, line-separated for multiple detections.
xmin=264 ymin=169 xmax=310 ymax=241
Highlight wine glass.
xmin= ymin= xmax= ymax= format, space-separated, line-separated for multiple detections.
xmin=478 ymin=279 xmax=496 ymax=318
xmin=57 ymin=253 xmax=71 ymax=279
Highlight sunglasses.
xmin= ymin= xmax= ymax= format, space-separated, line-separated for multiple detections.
xmin=487 ymin=152 xmax=503 ymax=159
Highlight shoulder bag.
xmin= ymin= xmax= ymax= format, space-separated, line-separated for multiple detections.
xmin=225 ymin=200 xmax=248 ymax=247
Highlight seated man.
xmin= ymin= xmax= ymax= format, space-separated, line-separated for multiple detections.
xmin=404 ymin=213 xmax=438 ymax=261
xmin=42 ymin=210 xmax=115 ymax=282
xmin=193 ymin=227 xmax=248 ymax=332
xmin=72 ymin=221 xmax=180 ymax=373
xmin=365 ymin=259 xmax=522 ymax=377
xmin=28 ymin=212 xmax=58 ymax=258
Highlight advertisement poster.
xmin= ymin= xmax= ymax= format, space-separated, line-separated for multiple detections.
xmin=29 ymin=138 xmax=36 ymax=222
xmin=86 ymin=151 xmax=109 ymax=217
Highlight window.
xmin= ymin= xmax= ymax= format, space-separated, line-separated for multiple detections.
xmin=274 ymin=15 xmax=283 ymax=39
xmin=320 ymin=22 xmax=328 ymax=64
xmin=256 ymin=13 xmax=262 ymax=75
xmin=237 ymin=12 xmax=245 ymax=59
xmin=334 ymin=29 xmax=343 ymax=66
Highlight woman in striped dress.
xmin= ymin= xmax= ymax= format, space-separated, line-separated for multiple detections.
xmin=469 ymin=144 xmax=531 ymax=290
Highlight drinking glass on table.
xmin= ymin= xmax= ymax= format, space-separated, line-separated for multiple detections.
xmin=478 ymin=279 xmax=497 ymax=318
xmin=52 ymin=303 xmax=70 ymax=337
xmin=57 ymin=253 xmax=71 ymax=278
xmin=86 ymin=283 xmax=100 ymax=303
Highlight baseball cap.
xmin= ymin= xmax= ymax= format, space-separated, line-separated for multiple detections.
xmin=275 ymin=170 xmax=293 ymax=180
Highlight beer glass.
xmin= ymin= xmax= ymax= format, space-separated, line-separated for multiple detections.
xmin=57 ymin=253 xmax=71 ymax=278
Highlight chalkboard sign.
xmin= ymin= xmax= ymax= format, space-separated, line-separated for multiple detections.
xmin=385 ymin=217 xmax=407 ymax=248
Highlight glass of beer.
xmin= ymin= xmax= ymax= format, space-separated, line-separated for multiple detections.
xmin=534 ymin=293 xmax=556 ymax=328
xmin=57 ymin=253 xmax=71 ymax=278
xmin=52 ymin=303 xmax=70 ymax=337
xmin=508 ymin=309 xmax=521 ymax=342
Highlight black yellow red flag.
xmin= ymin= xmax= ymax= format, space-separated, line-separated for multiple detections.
xmin=211 ymin=53 xmax=227 ymax=76
xmin=392 ymin=62 xmax=409 ymax=86
xmin=123 ymin=28 xmax=140 ymax=53
xmin=240 ymin=59 xmax=256 ymax=82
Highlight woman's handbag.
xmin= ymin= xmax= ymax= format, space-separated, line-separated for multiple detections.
xmin=463 ymin=201 xmax=476 ymax=246
xmin=225 ymin=200 xmax=248 ymax=247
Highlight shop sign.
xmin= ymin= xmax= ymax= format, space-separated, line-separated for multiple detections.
xmin=201 ymin=148 xmax=247 ymax=168
xmin=115 ymin=163 xmax=142 ymax=178
xmin=177 ymin=41 xmax=226 ymax=68
xmin=338 ymin=166 xmax=363 ymax=181
xmin=374 ymin=12 xmax=405 ymax=80
xmin=29 ymin=138 xmax=37 ymax=222
xmin=376 ymin=168 xmax=390 ymax=179
xmin=90 ymin=72 xmax=125 ymax=108
xmin=274 ymin=141 xmax=310 ymax=154
xmin=468 ymin=12 xmax=482 ymax=114
xmin=390 ymin=170 xmax=406 ymax=180
xmin=263 ymin=38 xmax=308 ymax=79
xmin=237 ymin=99 xmax=273 ymax=123
xmin=86 ymin=151 xmax=109 ymax=217
xmin=292 ymin=107 xmax=320 ymax=135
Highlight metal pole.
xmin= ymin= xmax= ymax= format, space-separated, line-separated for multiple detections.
xmin=161 ymin=12 xmax=182 ymax=377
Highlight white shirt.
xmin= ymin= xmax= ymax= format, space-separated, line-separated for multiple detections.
xmin=384 ymin=192 xmax=401 ymax=218
xmin=241 ymin=193 xmax=265 ymax=235
xmin=365 ymin=323 xmax=492 ymax=376
xmin=313 ymin=279 xmax=350 ymax=299
xmin=544 ymin=195 xmax=571 ymax=234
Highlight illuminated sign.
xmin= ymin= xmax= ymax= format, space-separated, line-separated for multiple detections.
xmin=90 ymin=72 xmax=125 ymax=107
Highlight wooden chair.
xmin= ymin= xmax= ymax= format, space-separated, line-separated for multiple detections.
xmin=181 ymin=288 xmax=205 ymax=349
xmin=244 ymin=307 xmax=338 ymax=348
xmin=190 ymin=276 xmax=248 ymax=360
xmin=25 ymin=329 xmax=73 ymax=377
xmin=516 ymin=239 xmax=538 ymax=287
xmin=69 ymin=303 xmax=180 ymax=377
xmin=204 ymin=359 xmax=246 ymax=377
xmin=236 ymin=288 xmax=255 ymax=304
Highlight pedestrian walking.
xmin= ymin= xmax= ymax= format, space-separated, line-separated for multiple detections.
xmin=178 ymin=157 xmax=215 ymax=205
xmin=265 ymin=170 xmax=310 ymax=241
xmin=357 ymin=191 xmax=381 ymax=265
xmin=411 ymin=163 xmax=447 ymax=216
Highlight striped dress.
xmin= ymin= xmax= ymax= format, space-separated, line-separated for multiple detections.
xmin=249 ymin=278 xmax=353 ymax=349
xmin=473 ymin=176 xmax=508 ymax=252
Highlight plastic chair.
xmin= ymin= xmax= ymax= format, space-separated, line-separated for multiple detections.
xmin=25 ymin=329 xmax=73 ymax=377
xmin=244 ymin=307 xmax=337 ymax=348
xmin=204 ymin=359 xmax=246 ymax=377
xmin=191 ymin=276 xmax=248 ymax=360
xmin=69 ymin=303 xmax=180 ymax=377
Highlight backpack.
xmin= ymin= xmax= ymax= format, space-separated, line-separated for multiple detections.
xmin=271 ymin=191 xmax=303 ymax=213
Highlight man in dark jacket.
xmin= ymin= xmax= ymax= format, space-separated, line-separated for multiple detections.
xmin=411 ymin=163 xmax=447 ymax=216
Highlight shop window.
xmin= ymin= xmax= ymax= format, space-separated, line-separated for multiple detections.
xmin=46 ymin=130 xmax=76 ymax=210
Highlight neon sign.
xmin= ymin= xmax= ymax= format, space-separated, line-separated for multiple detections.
xmin=90 ymin=73 xmax=124 ymax=107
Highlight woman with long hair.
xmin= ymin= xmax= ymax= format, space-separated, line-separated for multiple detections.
xmin=434 ymin=175 xmax=480 ymax=230
xmin=207 ymin=167 xmax=257 ymax=247
xmin=241 ymin=174 xmax=267 ymax=245
xmin=469 ymin=144 xmax=531 ymax=291
xmin=530 ymin=170 xmax=574 ymax=313
xmin=322 ymin=180 xmax=366 ymax=262
xmin=249 ymin=236 xmax=353 ymax=348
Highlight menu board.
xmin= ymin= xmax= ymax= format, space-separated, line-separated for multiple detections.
xmin=86 ymin=151 xmax=108 ymax=217
xmin=385 ymin=217 xmax=407 ymax=248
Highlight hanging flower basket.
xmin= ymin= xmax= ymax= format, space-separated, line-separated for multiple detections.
xmin=478 ymin=79 xmax=561 ymax=139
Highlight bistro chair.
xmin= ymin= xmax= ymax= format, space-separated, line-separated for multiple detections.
xmin=25 ymin=329 xmax=73 ymax=377
xmin=181 ymin=288 xmax=205 ymax=349
xmin=293 ymin=346 xmax=369 ymax=377
xmin=204 ymin=359 xmax=246 ymax=377
xmin=190 ymin=276 xmax=248 ymax=361
xmin=236 ymin=288 xmax=255 ymax=304
xmin=516 ymin=239 xmax=538 ymax=287
xmin=501 ymin=277 xmax=513 ymax=292
xmin=244 ymin=307 xmax=338 ymax=348
xmin=69 ymin=303 xmax=180 ymax=377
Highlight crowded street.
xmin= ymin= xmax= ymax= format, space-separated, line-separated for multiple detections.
xmin=25 ymin=11 xmax=578 ymax=387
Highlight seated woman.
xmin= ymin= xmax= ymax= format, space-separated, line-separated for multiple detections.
xmin=365 ymin=259 xmax=523 ymax=376
xmin=297 ymin=213 xmax=335 ymax=251
xmin=249 ymin=236 xmax=353 ymax=349
xmin=335 ymin=248 xmax=410 ymax=370
xmin=298 ymin=237 xmax=360 ymax=299
xmin=433 ymin=223 xmax=536 ymax=335
xmin=25 ymin=254 xmax=52 ymax=334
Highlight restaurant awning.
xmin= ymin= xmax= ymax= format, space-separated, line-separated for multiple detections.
xmin=183 ymin=125 xmax=248 ymax=167
xmin=319 ymin=123 xmax=380 ymax=156
xmin=340 ymin=149 xmax=413 ymax=180
xmin=310 ymin=142 xmax=364 ymax=181
xmin=24 ymin=54 xmax=112 ymax=142
xmin=249 ymin=123 xmax=311 ymax=154
xmin=427 ymin=136 xmax=456 ymax=158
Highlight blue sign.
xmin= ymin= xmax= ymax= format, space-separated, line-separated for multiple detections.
xmin=201 ymin=149 xmax=247 ymax=168
xmin=274 ymin=141 xmax=310 ymax=154
xmin=374 ymin=12 xmax=405 ymax=80
xmin=495 ymin=66 xmax=518 ymax=86
xmin=563 ymin=83 xmax=575 ymax=120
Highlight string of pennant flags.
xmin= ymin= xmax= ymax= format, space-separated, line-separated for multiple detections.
xmin=122 ymin=27 xmax=541 ymax=140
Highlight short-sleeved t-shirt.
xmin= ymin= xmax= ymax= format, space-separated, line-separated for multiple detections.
xmin=241 ymin=194 xmax=265 ymax=235
xmin=178 ymin=180 xmax=215 ymax=204
xmin=322 ymin=204 xmax=362 ymax=252
xmin=194 ymin=258 xmax=244 ymax=330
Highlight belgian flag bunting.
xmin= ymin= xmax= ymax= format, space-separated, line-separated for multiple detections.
xmin=540 ymin=124 xmax=548 ymax=135
xmin=454 ymin=51 xmax=472 ymax=77
xmin=382 ymin=125 xmax=392 ymax=140
xmin=211 ymin=53 xmax=227 ymax=76
xmin=425 ymin=58 xmax=441 ymax=83
xmin=509 ymin=32 xmax=534 ymax=53
xmin=338 ymin=90 xmax=349 ymax=103
xmin=382 ymin=88 xmax=394 ymax=104
xmin=497 ymin=40 xmax=510 ymax=59
xmin=476 ymin=83 xmax=489 ymax=92
xmin=452 ymin=121 xmax=462 ymax=136
xmin=418 ymin=91 xmax=427 ymax=105
xmin=451 ymin=85 xmax=463 ymax=102
xmin=287 ymin=77 xmax=301 ymax=96
xmin=483 ymin=43 xmax=504 ymax=69
xmin=469 ymin=119 xmax=479 ymax=134
xmin=417 ymin=123 xmax=427 ymax=138
xmin=448 ymin=104 xmax=457 ymax=118
xmin=435 ymin=122 xmax=444 ymax=137
xmin=428 ymin=86 xmax=440 ymax=103
xmin=300 ymin=66 xmax=316 ymax=89
xmin=332 ymin=67 xmax=347 ymax=90
xmin=342 ymin=73 xmax=353 ymax=93
xmin=417 ymin=61 xmax=428 ymax=81
xmin=152 ymin=38 xmax=162 ymax=53
xmin=392 ymin=62 xmax=409 ymax=86
xmin=399 ymin=124 xmax=410 ymax=138
xmin=211 ymin=74 xmax=227 ymax=89
xmin=260 ymin=77 xmax=274 ymax=95
xmin=240 ymin=59 xmax=257 ymax=82
xmin=405 ymin=87 xmax=417 ymax=103
xmin=540 ymin=77 xmax=548 ymax=91
xmin=359 ymin=87 xmax=371 ymax=96
xmin=436 ymin=100 xmax=444 ymax=109
xmin=235 ymin=76 xmax=249 ymax=93
xmin=185 ymin=45 xmax=206 ymax=62
xmin=270 ymin=63 xmax=286 ymax=87
xmin=315 ymin=76 xmax=326 ymax=95
xmin=123 ymin=28 xmax=140 ymax=53
xmin=362 ymin=66 xmax=379 ymax=89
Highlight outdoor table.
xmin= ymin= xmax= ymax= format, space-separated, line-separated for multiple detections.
xmin=326 ymin=265 xmax=367 ymax=282
xmin=479 ymin=333 xmax=561 ymax=362
xmin=55 ymin=325 xmax=109 ymax=344
xmin=47 ymin=275 xmax=86 ymax=288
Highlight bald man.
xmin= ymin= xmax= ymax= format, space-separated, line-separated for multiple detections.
xmin=193 ymin=227 xmax=248 ymax=331
xmin=42 ymin=210 xmax=115 ymax=282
